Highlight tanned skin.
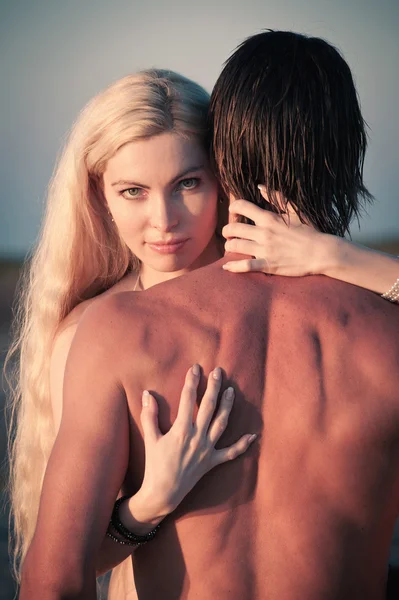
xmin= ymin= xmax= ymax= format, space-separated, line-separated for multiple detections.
xmin=20 ymin=254 xmax=399 ymax=600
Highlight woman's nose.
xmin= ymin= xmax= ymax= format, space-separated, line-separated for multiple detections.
xmin=149 ymin=194 xmax=179 ymax=232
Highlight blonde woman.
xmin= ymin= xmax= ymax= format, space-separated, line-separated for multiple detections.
xmin=7 ymin=69 xmax=398 ymax=597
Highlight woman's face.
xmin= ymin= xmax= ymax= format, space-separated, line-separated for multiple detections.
xmin=103 ymin=132 xmax=220 ymax=285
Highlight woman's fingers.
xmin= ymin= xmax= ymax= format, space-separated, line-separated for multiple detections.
xmin=257 ymin=186 xmax=303 ymax=222
xmin=229 ymin=199 xmax=266 ymax=224
xmin=212 ymin=434 xmax=257 ymax=467
xmin=175 ymin=365 xmax=201 ymax=430
xmin=195 ymin=368 xmax=223 ymax=434
xmin=228 ymin=201 xmax=301 ymax=231
xmin=223 ymin=259 xmax=269 ymax=273
xmin=224 ymin=194 xmax=318 ymax=277
xmin=224 ymin=237 xmax=259 ymax=257
xmin=207 ymin=386 xmax=235 ymax=445
xmin=140 ymin=391 xmax=161 ymax=446
xmin=222 ymin=222 xmax=260 ymax=242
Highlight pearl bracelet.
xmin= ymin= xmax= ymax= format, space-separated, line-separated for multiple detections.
xmin=381 ymin=276 xmax=399 ymax=303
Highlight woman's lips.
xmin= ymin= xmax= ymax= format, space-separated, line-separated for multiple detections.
xmin=147 ymin=239 xmax=189 ymax=254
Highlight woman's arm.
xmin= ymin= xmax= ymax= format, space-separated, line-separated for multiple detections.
xmin=21 ymin=312 xmax=131 ymax=599
xmin=319 ymin=237 xmax=399 ymax=296
xmin=222 ymin=198 xmax=399 ymax=299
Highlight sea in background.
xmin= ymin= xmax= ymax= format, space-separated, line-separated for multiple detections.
xmin=1 ymin=250 xmax=399 ymax=599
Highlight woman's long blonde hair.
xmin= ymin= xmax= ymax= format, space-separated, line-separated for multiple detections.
xmin=5 ymin=69 xmax=211 ymax=579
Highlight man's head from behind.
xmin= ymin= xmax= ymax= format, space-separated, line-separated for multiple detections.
xmin=210 ymin=30 xmax=372 ymax=236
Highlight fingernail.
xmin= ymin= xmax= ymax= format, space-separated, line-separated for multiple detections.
xmin=257 ymin=184 xmax=266 ymax=191
xmin=248 ymin=434 xmax=257 ymax=444
xmin=222 ymin=263 xmax=231 ymax=270
xmin=142 ymin=390 xmax=150 ymax=407
xmin=213 ymin=367 xmax=221 ymax=380
xmin=226 ymin=386 xmax=234 ymax=399
xmin=192 ymin=364 xmax=200 ymax=376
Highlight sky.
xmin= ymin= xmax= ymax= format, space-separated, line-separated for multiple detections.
xmin=0 ymin=0 xmax=398 ymax=258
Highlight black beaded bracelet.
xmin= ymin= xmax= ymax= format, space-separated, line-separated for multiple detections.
xmin=109 ymin=496 xmax=161 ymax=546
xmin=106 ymin=527 xmax=138 ymax=546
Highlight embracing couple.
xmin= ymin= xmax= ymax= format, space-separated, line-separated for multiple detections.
xmin=11 ymin=30 xmax=399 ymax=600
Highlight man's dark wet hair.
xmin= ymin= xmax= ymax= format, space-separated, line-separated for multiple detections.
xmin=209 ymin=30 xmax=373 ymax=236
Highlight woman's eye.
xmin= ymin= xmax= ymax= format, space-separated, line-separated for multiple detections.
xmin=179 ymin=178 xmax=199 ymax=190
xmin=121 ymin=188 xmax=141 ymax=199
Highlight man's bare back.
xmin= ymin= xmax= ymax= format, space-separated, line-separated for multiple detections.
xmin=101 ymin=256 xmax=399 ymax=600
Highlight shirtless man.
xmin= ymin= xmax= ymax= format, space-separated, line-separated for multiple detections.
xmin=20 ymin=31 xmax=399 ymax=600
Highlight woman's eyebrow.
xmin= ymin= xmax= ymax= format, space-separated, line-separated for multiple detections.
xmin=111 ymin=165 xmax=205 ymax=189
xmin=170 ymin=165 xmax=204 ymax=184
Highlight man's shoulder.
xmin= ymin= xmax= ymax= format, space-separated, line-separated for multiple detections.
xmin=273 ymin=274 xmax=389 ymax=312
xmin=280 ymin=276 xmax=399 ymax=332
xmin=281 ymin=277 xmax=399 ymax=363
